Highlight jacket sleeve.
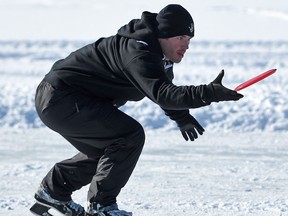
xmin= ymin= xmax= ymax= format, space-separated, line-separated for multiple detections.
xmin=161 ymin=64 xmax=197 ymax=125
xmin=162 ymin=108 xmax=192 ymax=126
xmin=123 ymin=52 xmax=213 ymax=110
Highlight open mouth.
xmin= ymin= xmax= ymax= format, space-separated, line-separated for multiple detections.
xmin=177 ymin=51 xmax=185 ymax=58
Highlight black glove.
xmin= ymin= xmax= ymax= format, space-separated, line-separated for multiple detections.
xmin=177 ymin=115 xmax=205 ymax=141
xmin=207 ymin=70 xmax=243 ymax=102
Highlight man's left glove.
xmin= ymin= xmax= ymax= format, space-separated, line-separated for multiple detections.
xmin=177 ymin=115 xmax=205 ymax=141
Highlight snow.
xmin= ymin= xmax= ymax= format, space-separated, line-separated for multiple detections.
xmin=1 ymin=0 xmax=288 ymax=41
xmin=0 ymin=1 xmax=288 ymax=216
xmin=1 ymin=129 xmax=288 ymax=215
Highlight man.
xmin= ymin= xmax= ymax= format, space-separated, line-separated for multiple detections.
xmin=30 ymin=4 xmax=243 ymax=216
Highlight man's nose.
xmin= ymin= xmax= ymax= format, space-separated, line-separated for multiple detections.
xmin=183 ymin=41 xmax=189 ymax=50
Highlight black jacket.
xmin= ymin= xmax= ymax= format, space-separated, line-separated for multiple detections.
xmin=45 ymin=12 xmax=213 ymax=125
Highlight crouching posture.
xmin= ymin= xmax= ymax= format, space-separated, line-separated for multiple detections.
xmin=30 ymin=4 xmax=243 ymax=216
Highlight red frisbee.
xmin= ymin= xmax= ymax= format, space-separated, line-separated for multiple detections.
xmin=234 ymin=69 xmax=277 ymax=91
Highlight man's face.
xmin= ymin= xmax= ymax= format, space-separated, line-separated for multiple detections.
xmin=158 ymin=35 xmax=191 ymax=63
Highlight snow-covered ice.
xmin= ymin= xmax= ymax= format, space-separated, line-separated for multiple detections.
xmin=1 ymin=129 xmax=287 ymax=216
xmin=0 ymin=1 xmax=288 ymax=215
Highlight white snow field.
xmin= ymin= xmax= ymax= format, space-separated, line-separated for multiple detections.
xmin=0 ymin=0 xmax=288 ymax=215
xmin=0 ymin=129 xmax=287 ymax=216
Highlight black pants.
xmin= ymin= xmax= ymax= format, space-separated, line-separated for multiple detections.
xmin=35 ymin=80 xmax=145 ymax=206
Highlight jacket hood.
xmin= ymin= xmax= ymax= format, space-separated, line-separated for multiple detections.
xmin=117 ymin=12 xmax=160 ymax=48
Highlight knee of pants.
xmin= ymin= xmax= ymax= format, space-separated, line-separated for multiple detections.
xmin=125 ymin=123 xmax=145 ymax=149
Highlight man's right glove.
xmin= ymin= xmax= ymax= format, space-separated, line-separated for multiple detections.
xmin=207 ymin=70 xmax=243 ymax=102
xmin=177 ymin=115 xmax=205 ymax=141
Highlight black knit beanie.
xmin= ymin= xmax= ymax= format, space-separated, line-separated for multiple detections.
xmin=156 ymin=4 xmax=194 ymax=38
